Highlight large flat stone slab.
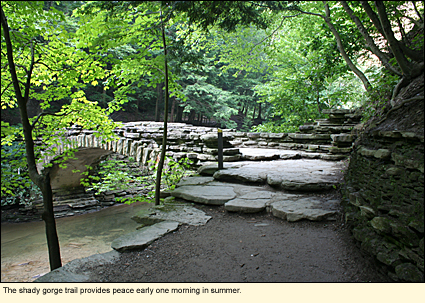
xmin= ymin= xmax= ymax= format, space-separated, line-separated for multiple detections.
xmin=170 ymin=185 xmax=236 ymax=205
xmin=213 ymin=166 xmax=268 ymax=184
xmin=270 ymin=198 xmax=339 ymax=222
xmin=111 ymin=221 xmax=179 ymax=252
xmin=213 ymin=159 xmax=345 ymax=191
xmin=177 ymin=176 xmax=215 ymax=187
xmin=225 ymin=198 xmax=268 ymax=213
xmin=239 ymin=148 xmax=290 ymax=160
xmin=132 ymin=200 xmax=212 ymax=226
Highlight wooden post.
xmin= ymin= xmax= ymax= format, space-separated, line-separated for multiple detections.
xmin=218 ymin=128 xmax=223 ymax=170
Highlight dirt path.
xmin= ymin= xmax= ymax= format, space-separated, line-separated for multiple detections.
xmin=78 ymin=204 xmax=390 ymax=282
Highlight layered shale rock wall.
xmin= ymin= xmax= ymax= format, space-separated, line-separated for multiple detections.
xmin=342 ymin=129 xmax=424 ymax=282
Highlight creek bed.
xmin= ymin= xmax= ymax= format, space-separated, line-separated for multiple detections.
xmin=1 ymin=202 xmax=151 ymax=282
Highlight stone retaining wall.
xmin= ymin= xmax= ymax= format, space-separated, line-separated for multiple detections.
xmin=342 ymin=129 xmax=424 ymax=282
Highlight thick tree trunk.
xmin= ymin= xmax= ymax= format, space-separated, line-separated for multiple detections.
xmin=340 ymin=1 xmax=402 ymax=76
xmin=374 ymin=1 xmax=416 ymax=78
xmin=176 ymin=105 xmax=183 ymax=122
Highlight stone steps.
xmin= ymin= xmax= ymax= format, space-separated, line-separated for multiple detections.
xmin=168 ymin=156 xmax=346 ymax=222
xmin=169 ymin=175 xmax=341 ymax=222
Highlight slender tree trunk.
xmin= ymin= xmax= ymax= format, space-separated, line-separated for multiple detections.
xmin=176 ymin=105 xmax=183 ymax=122
xmin=316 ymin=88 xmax=322 ymax=113
xmin=257 ymin=103 xmax=261 ymax=120
xmin=155 ymin=9 xmax=169 ymax=206
xmin=1 ymin=6 xmax=62 ymax=270
xmin=40 ymin=174 xmax=62 ymax=270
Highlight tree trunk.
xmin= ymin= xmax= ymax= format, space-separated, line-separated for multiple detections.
xmin=316 ymin=88 xmax=322 ymax=113
xmin=188 ymin=110 xmax=196 ymax=124
xmin=155 ymin=8 xmax=169 ymax=206
xmin=1 ymin=6 xmax=62 ymax=270
xmin=257 ymin=102 xmax=262 ymax=120
xmin=170 ymin=96 xmax=175 ymax=122
xmin=40 ymin=174 xmax=62 ymax=270
xmin=176 ymin=105 xmax=183 ymax=122
xmin=374 ymin=1 xmax=417 ymax=79
xmin=322 ymin=2 xmax=372 ymax=91
xmin=340 ymin=1 xmax=401 ymax=76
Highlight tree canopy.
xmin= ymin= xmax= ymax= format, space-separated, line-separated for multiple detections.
xmin=1 ymin=0 xmax=424 ymax=270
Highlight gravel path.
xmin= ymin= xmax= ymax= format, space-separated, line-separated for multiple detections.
xmin=78 ymin=204 xmax=390 ymax=282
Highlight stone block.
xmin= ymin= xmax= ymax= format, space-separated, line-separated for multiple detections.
xmin=232 ymin=132 xmax=246 ymax=137
xmin=299 ymin=125 xmax=314 ymax=132
xmin=349 ymin=192 xmax=364 ymax=207
xmin=374 ymin=149 xmax=391 ymax=159
xmin=331 ymin=134 xmax=354 ymax=143
xmin=395 ymin=263 xmax=424 ymax=282
xmin=359 ymin=205 xmax=375 ymax=219
xmin=391 ymin=153 xmax=424 ymax=173
xmin=247 ymin=132 xmax=260 ymax=139
xmin=370 ymin=216 xmax=392 ymax=233
xmin=289 ymin=133 xmax=331 ymax=141
xmin=358 ymin=146 xmax=376 ymax=157
xmin=328 ymin=146 xmax=352 ymax=154
xmin=124 ymin=132 xmax=141 ymax=139
xmin=244 ymin=140 xmax=258 ymax=146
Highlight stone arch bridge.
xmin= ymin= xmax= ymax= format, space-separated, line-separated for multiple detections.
xmin=36 ymin=109 xmax=361 ymax=216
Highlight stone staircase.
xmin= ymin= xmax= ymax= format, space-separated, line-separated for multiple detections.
xmin=229 ymin=108 xmax=361 ymax=161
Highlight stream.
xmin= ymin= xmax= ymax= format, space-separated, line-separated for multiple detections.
xmin=1 ymin=202 xmax=151 ymax=282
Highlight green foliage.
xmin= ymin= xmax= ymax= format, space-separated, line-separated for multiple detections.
xmin=361 ymin=67 xmax=400 ymax=122
xmin=138 ymin=156 xmax=194 ymax=203
xmin=80 ymin=155 xmax=193 ymax=205
xmin=1 ymin=1 xmax=120 ymax=167
xmin=248 ymin=5 xmax=366 ymax=131
xmin=251 ymin=120 xmax=299 ymax=133
xmin=1 ymin=141 xmax=41 ymax=206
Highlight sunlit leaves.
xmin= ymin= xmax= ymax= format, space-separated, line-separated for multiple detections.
xmin=1 ymin=0 xmax=120 ymax=186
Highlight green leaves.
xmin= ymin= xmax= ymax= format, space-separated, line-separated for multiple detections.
xmin=80 ymin=154 xmax=193 ymax=205
xmin=1 ymin=140 xmax=41 ymax=206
